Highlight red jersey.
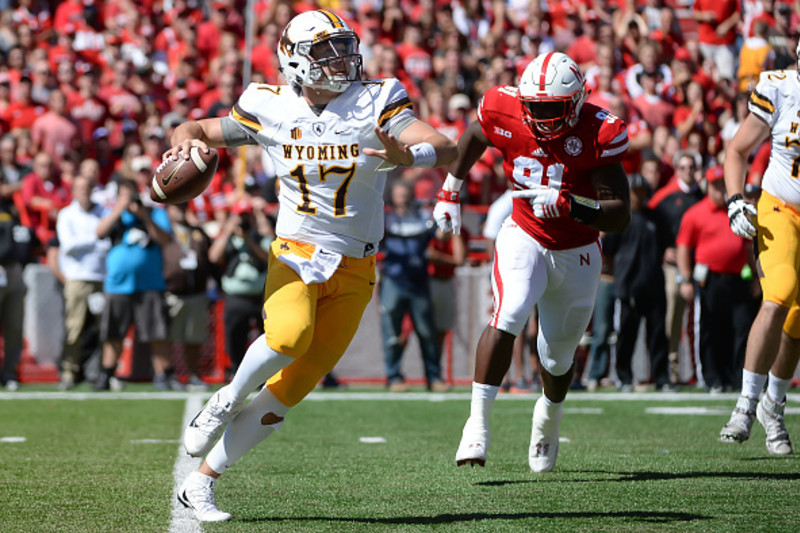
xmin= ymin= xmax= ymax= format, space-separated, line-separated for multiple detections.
xmin=675 ymin=197 xmax=749 ymax=274
xmin=478 ymin=86 xmax=628 ymax=250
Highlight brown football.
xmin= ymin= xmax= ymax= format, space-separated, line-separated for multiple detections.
xmin=150 ymin=147 xmax=218 ymax=204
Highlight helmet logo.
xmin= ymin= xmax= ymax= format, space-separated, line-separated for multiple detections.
xmin=564 ymin=136 xmax=583 ymax=156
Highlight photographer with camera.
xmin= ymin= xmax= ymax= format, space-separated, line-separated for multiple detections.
xmin=209 ymin=197 xmax=275 ymax=375
xmin=94 ymin=174 xmax=174 ymax=391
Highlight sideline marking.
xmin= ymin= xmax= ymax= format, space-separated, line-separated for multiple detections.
xmin=169 ymin=395 xmax=204 ymax=533
xmin=646 ymin=407 xmax=729 ymax=415
xmin=2 ymin=391 xmax=799 ymax=403
xmin=0 ymin=436 xmax=26 ymax=443
xmin=647 ymin=406 xmax=800 ymax=415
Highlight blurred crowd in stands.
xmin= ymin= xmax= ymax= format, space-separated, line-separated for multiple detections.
xmin=0 ymin=0 xmax=797 ymax=392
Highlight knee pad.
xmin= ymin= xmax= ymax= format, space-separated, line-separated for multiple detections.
xmin=783 ymin=305 xmax=800 ymax=338
xmin=265 ymin=319 xmax=313 ymax=358
xmin=762 ymin=263 xmax=799 ymax=308
xmin=537 ymin=338 xmax=575 ymax=377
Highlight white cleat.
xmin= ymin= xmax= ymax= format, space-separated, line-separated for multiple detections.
xmin=756 ymin=395 xmax=794 ymax=456
xmin=177 ymin=472 xmax=233 ymax=522
xmin=184 ymin=389 xmax=243 ymax=457
xmin=455 ymin=418 xmax=489 ymax=467
xmin=529 ymin=396 xmax=562 ymax=473
xmin=719 ymin=396 xmax=757 ymax=444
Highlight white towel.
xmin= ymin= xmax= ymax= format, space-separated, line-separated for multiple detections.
xmin=277 ymin=246 xmax=343 ymax=284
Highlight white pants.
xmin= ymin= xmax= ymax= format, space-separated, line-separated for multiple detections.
xmin=490 ymin=219 xmax=601 ymax=376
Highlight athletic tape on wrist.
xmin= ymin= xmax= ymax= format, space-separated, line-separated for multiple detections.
xmin=410 ymin=142 xmax=437 ymax=168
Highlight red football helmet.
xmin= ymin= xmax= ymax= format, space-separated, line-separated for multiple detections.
xmin=518 ymin=52 xmax=587 ymax=139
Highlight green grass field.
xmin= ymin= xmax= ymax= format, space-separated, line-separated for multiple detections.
xmin=1 ymin=388 xmax=799 ymax=532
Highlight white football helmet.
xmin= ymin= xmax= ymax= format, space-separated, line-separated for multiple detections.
xmin=278 ymin=10 xmax=362 ymax=93
xmin=518 ymin=52 xmax=587 ymax=139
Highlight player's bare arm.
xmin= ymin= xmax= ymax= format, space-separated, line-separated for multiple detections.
xmin=724 ymin=113 xmax=770 ymax=197
xmin=450 ymin=120 xmax=493 ymax=178
xmin=166 ymin=118 xmax=228 ymax=160
xmin=362 ymin=120 xmax=457 ymax=168
xmin=587 ymin=161 xmax=631 ymax=233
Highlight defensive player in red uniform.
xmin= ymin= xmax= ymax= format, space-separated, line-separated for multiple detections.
xmin=433 ymin=52 xmax=631 ymax=471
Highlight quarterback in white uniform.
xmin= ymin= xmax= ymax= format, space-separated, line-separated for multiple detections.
xmin=168 ymin=10 xmax=457 ymax=522
xmin=720 ymin=55 xmax=800 ymax=456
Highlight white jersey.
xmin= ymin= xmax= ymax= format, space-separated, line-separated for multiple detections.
xmin=230 ymin=78 xmax=416 ymax=258
xmin=749 ymin=71 xmax=800 ymax=205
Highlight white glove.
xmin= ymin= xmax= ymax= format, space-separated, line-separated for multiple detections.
xmin=433 ymin=189 xmax=461 ymax=234
xmin=512 ymin=185 xmax=569 ymax=219
xmin=727 ymin=195 xmax=757 ymax=239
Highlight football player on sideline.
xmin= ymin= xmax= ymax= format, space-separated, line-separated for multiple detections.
xmin=170 ymin=10 xmax=456 ymax=522
xmin=718 ymin=48 xmax=800 ymax=456
xmin=433 ymin=52 xmax=630 ymax=472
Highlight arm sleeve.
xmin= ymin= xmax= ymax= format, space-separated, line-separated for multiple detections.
xmin=221 ymin=116 xmax=258 ymax=147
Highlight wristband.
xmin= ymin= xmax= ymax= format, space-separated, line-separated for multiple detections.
xmin=727 ymin=193 xmax=744 ymax=206
xmin=437 ymin=189 xmax=460 ymax=203
xmin=442 ymin=172 xmax=463 ymax=192
xmin=568 ymin=194 xmax=601 ymax=223
xmin=675 ymin=274 xmax=690 ymax=284
xmin=409 ymin=142 xmax=437 ymax=168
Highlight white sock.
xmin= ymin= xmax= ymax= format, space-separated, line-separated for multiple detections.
xmin=542 ymin=394 xmax=563 ymax=416
xmin=767 ymin=372 xmax=791 ymax=404
xmin=206 ymin=387 xmax=289 ymax=474
xmin=469 ymin=382 xmax=499 ymax=423
xmin=189 ymin=471 xmax=215 ymax=486
xmin=741 ymin=369 xmax=767 ymax=400
xmin=219 ymin=334 xmax=294 ymax=406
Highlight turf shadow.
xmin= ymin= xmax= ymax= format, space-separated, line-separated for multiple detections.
xmin=238 ymin=510 xmax=708 ymax=525
xmin=475 ymin=470 xmax=800 ymax=485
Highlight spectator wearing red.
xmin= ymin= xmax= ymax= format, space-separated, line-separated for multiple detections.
xmin=68 ymin=70 xmax=110 ymax=154
xmin=4 ymin=45 xmax=27 ymax=89
xmin=20 ymin=151 xmax=71 ymax=244
xmin=12 ymin=0 xmax=52 ymax=35
xmin=565 ymin=11 xmax=601 ymax=71
xmin=98 ymin=60 xmax=142 ymax=120
xmin=693 ymin=0 xmax=741 ymax=81
xmin=31 ymin=89 xmax=79 ymax=166
xmin=90 ymin=127 xmax=118 ymax=185
xmin=608 ymin=96 xmax=652 ymax=176
xmin=3 ymin=74 xmax=46 ymax=132
xmin=670 ymin=47 xmax=715 ymax=96
xmin=0 ymin=74 xmax=12 ymax=134
xmin=250 ymin=22 xmax=282 ymax=84
xmin=54 ymin=61 xmax=78 ymax=104
xmin=676 ymin=166 xmax=758 ymax=392
xmin=632 ymin=69 xmax=675 ymax=130
xmin=584 ymin=43 xmax=625 ymax=96
xmin=196 ymin=5 xmax=226 ymax=61
xmin=52 ymin=0 xmax=84 ymax=36
xmin=673 ymin=81 xmax=718 ymax=145
xmin=585 ymin=66 xmax=617 ymax=110
xmin=396 ymin=23 xmax=433 ymax=89
xmin=206 ymin=73 xmax=239 ymax=119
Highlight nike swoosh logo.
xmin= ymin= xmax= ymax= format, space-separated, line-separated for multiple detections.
xmin=334 ymin=129 xmax=351 ymax=135
xmin=369 ymin=281 xmax=376 ymax=286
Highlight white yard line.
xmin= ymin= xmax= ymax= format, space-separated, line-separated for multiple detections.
xmin=169 ymin=394 xmax=205 ymax=533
